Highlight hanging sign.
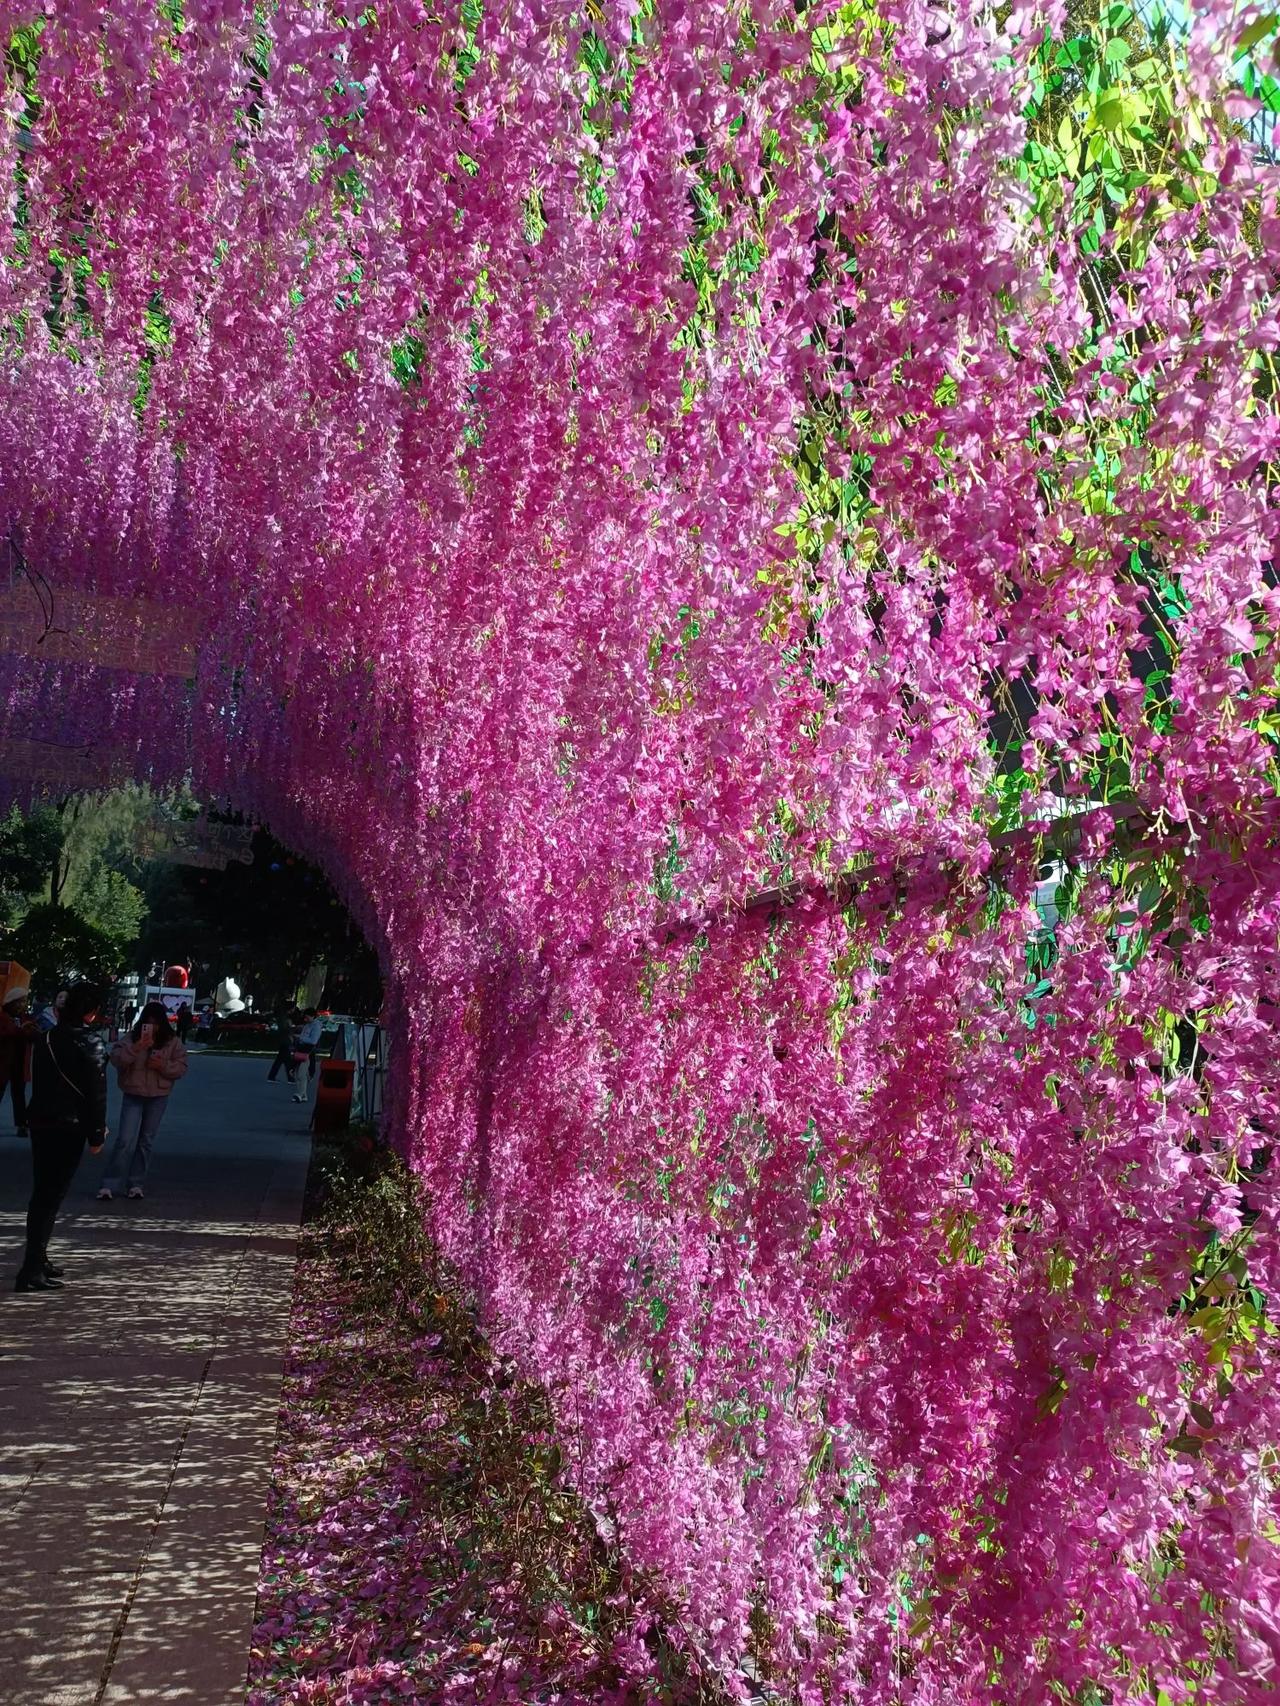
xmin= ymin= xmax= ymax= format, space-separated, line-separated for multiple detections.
xmin=132 ymin=814 xmax=256 ymax=868
xmin=141 ymin=844 xmax=232 ymax=870
xmin=0 ymin=736 xmax=129 ymax=791
xmin=0 ymin=587 xmax=199 ymax=678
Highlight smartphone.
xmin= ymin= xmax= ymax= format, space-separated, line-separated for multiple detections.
xmin=140 ymin=1023 xmax=155 ymax=1046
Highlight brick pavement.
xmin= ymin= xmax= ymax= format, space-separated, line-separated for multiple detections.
xmin=0 ymin=1051 xmax=310 ymax=1706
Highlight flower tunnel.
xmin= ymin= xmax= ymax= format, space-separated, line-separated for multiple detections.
xmin=2 ymin=2 xmax=1279 ymax=1700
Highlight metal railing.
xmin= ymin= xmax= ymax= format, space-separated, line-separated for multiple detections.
xmin=329 ymin=1021 xmax=387 ymax=1125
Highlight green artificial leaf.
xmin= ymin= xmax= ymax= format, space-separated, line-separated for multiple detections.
xmin=1236 ymin=11 xmax=1279 ymax=59
xmin=1095 ymin=92 xmax=1146 ymax=130
xmin=1168 ymin=1433 xmax=1203 ymax=1456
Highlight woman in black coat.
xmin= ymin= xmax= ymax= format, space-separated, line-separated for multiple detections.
xmin=16 ymin=983 xmax=109 ymax=1293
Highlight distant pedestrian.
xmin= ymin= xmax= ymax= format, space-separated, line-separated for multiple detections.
xmin=35 ymin=989 xmax=67 ymax=1032
xmin=15 ymin=983 xmax=108 ymax=1293
xmin=98 ymin=1001 xmax=189 ymax=1203
xmin=292 ymin=1008 xmax=323 ymax=1103
xmin=175 ymin=1002 xmax=193 ymax=1044
xmin=266 ymin=1007 xmax=298 ymax=1084
xmin=0 ymin=981 xmax=37 ymax=1138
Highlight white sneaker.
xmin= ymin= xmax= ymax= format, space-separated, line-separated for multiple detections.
xmin=127 ymin=1187 xmax=144 ymax=1200
xmin=97 ymin=1188 xmax=113 ymax=1201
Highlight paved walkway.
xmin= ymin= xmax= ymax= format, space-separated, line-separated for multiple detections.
xmin=0 ymin=1051 xmax=312 ymax=1706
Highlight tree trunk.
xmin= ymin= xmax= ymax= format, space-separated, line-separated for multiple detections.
xmin=50 ymin=794 xmax=80 ymax=906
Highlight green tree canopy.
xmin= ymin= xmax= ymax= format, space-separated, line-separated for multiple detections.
xmin=0 ymin=806 xmax=63 ymax=927
xmin=73 ymin=866 xmax=147 ymax=961
xmin=7 ymin=902 xmax=122 ymax=991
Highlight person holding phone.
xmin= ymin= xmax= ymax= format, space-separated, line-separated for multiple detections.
xmin=98 ymin=1001 xmax=188 ymax=1202
xmin=15 ymin=983 xmax=108 ymax=1293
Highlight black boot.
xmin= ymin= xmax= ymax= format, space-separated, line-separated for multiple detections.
xmin=15 ymin=1269 xmax=63 ymax=1293
xmin=42 ymin=1261 xmax=65 ymax=1279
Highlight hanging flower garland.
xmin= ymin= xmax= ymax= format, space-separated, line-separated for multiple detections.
xmin=1 ymin=1 xmax=1278 ymax=1698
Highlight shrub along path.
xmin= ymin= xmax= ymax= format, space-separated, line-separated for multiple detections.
xmin=246 ymin=1139 xmax=721 ymax=1706
xmin=0 ymin=1050 xmax=311 ymax=1706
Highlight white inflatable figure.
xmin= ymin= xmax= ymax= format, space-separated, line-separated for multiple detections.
xmin=215 ymin=976 xmax=246 ymax=1015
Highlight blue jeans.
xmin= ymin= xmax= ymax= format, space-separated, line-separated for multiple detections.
xmin=101 ymin=1094 xmax=169 ymax=1193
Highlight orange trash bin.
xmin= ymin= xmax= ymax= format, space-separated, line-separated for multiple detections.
xmin=311 ymin=1057 xmax=355 ymax=1134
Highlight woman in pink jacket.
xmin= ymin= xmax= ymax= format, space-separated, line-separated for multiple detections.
xmin=98 ymin=1002 xmax=188 ymax=1201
